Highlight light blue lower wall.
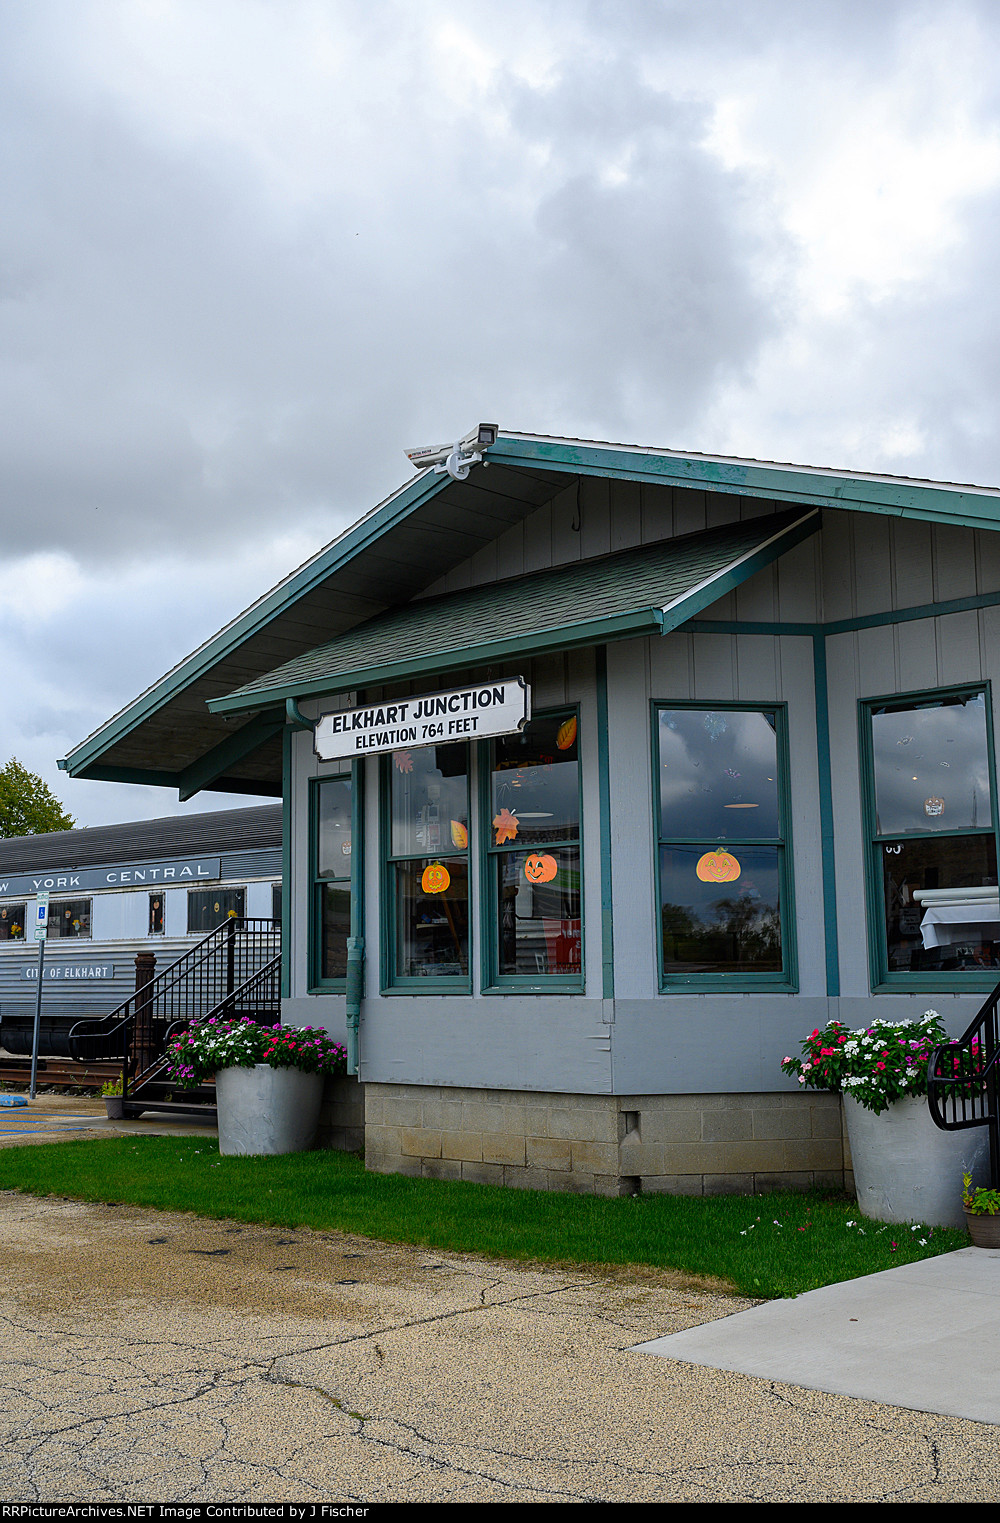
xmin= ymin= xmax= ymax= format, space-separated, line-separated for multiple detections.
xmin=285 ymin=990 xmax=987 ymax=1098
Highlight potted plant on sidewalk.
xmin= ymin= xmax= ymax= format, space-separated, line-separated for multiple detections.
xmin=164 ymin=1017 xmax=347 ymax=1156
xmin=963 ymin=1172 xmax=1000 ymax=1248
xmin=100 ymin=1074 xmax=124 ymax=1120
xmin=781 ymin=1011 xmax=988 ymax=1228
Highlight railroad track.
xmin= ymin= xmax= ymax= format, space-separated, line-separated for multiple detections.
xmin=0 ymin=1055 xmax=124 ymax=1090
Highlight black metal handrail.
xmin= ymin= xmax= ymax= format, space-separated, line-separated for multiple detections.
xmin=927 ymin=976 xmax=1000 ymax=1187
xmin=127 ymin=954 xmax=282 ymax=1095
xmin=68 ymin=918 xmax=279 ymax=1092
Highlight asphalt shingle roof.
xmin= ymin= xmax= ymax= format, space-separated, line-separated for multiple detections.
xmin=214 ymin=507 xmax=817 ymax=711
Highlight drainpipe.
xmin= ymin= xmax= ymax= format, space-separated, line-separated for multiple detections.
xmin=346 ymin=937 xmax=364 ymax=1076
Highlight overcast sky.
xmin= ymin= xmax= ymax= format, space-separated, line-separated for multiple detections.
xmin=4 ymin=0 xmax=1000 ymax=828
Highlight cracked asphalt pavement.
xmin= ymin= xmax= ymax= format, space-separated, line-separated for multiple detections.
xmin=1 ymin=1191 xmax=999 ymax=1503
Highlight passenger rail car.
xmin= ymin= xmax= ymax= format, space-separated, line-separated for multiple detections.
xmin=0 ymin=804 xmax=281 ymax=1053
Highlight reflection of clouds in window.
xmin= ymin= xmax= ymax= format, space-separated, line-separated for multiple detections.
xmin=872 ymin=696 xmax=991 ymax=834
xmin=659 ymin=710 xmax=778 ymax=838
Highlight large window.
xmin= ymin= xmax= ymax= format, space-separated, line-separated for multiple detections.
xmin=384 ymin=744 xmax=469 ymax=986
xmin=655 ymin=705 xmax=793 ymax=987
xmin=485 ymin=711 xmax=582 ymax=987
xmin=312 ymin=774 xmax=353 ymax=986
xmin=862 ymin=687 xmax=999 ymax=984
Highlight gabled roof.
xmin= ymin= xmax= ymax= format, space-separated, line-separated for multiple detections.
xmin=58 ymin=430 xmax=1000 ymax=800
xmin=211 ymin=508 xmax=818 ymax=714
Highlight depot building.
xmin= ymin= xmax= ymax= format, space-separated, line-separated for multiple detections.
xmin=60 ymin=429 xmax=1000 ymax=1194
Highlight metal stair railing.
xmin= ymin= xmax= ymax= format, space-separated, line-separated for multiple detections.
xmin=125 ymin=953 xmax=282 ymax=1099
xmin=927 ymin=976 xmax=1000 ymax=1187
xmin=67 ymin=918 xmax=279 ymax=1096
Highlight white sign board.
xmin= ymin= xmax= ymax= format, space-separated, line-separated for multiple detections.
xmin=34 ymin=895 xmax=48 ymax=941
xmin=315 ymin=677 xmax=531 ymax=762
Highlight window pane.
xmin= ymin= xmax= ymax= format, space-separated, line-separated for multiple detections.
xmin=881 ymin=834 xmax=999 ymax=972
xmin=497 ymin=846 xmax=581 ymax=976
xmin=271 ymin=883 xmax=282 ymax=926
xmin=871 ymin=693 xmax=992 ymax=835
xmin=317 ymin=776 xmax=353 ymax=875
xmin=0 ymin=904 xmax=25 ymax=941
xmin=658 ymin=709 xmax=779 ymax=840
xmin=659 ymin=845 xmax=782 ymax=973
xmin=186 ymin=888 xmax=245 ymax=935
xmin=320 ymin=882 xmax=351 ymax=980
xmin=394 ymin=858 xmax=468 ymax=977
xmin=148 ymin=894 xmax=164 ymax=935
xmin=47 ymin=899 xmax=92 ymax=940
xmin=491 ymin=714 xmax=579 ymax=846
xmin=390 ymin=744 xmax=468 ymax=858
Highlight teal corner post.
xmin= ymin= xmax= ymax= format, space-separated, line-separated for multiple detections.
xmin=595 ymin=647 xmax=615 ymax=1002
xmin=346 ymin=754 xmax=365 ymax=1076
xmin=812 ymin=634 xmax=840 ymax=997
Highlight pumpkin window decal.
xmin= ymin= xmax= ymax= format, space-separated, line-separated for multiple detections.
xmin=524 ymin=852 xmax=558 ymax=883
xmin=695 ymin=849 xmax=741 ymax=884
xmin=421 ymin=862 xmax=451 ymax=895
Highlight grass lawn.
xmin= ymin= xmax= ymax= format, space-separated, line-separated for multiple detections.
xmin=0 ymin=1136 xmax=969 ymax=1298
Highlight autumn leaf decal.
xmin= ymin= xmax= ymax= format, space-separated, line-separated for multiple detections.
xmin=493 ymin=807 xmax=519 ymax=845
xmin=450 ymin=819 xmax=468 ymax=849
xmin=393 ymin=750 xmax=414 ymax=773
xmin=556 ymin=716 xmax=577 ymax=751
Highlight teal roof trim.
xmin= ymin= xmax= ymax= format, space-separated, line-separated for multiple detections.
xmin=209 ymin=508 xmax=819 ymax=714
xmin=491 ymin=435 xmax=1000 ymax=529
xmin=60 ymin=466 xmax=453 ymax=778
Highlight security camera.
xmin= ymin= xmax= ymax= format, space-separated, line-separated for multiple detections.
xmin=405 ymin=423 xmax=499 ymax=481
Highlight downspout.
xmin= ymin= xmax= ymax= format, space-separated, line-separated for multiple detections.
xmin=286 ymin=695 xmax=364 ymax=1075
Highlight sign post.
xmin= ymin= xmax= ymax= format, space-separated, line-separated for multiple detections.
xmin=29 ymin=893 xmax=48 ymax=1100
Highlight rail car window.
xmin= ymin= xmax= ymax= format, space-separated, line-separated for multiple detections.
xmin=0 ymin=903 xmax=25 ymax=941
xmin=187 ymin=888 xmax=246 ymax=935
xmin=148 ymin=894 xmax=164 ymax=935
xmin=47 ymin=899 xmax=92 ymax=939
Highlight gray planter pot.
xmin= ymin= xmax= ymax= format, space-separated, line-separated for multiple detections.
xmin=215 ymin=1065 xmax=324 ymax=1156
xmin=843 ymin=1093 xmax=989 ymax=1229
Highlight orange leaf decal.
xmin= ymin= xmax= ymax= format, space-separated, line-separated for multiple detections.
xmin=393 ymin=750 xmax=413 ymax=773
xmin=450 ymin=819 xmax=468 ymax=849
xmin=493 ymin=807 xmax=519 ymax=845
xmin=556 ymin=716 xmax=577 ymax=751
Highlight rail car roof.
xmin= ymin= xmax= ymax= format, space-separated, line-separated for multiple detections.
xmin=0 ymin=804 xmax=282 ymax=876
xmin=58 ymin=430 xmax=1000 ymax=800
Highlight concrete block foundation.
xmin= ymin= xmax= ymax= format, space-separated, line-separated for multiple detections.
xmin=362 ymin=1083 xmax=847 ymax=1196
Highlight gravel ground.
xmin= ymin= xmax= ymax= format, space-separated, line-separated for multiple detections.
xmin=1 ymin=1186 xmax=999 ymax=1503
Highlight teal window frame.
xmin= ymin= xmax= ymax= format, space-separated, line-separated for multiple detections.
xmin=479 ymin=705 xmax=584 ymax=994
xmin=308 ymin=766 xmax=356 ymax=992
xmin=859 ymin=682 xmax=1000 ymax=992
xmin=652 ymin=700 xmax=798 ymax=993
xmin=379 ymin=744 xmax=472 ymax=994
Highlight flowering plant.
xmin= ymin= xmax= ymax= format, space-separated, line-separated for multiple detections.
xmin=781 ymin=1010 xmax=952 ymax=1114
xmin=963 ymin=1171 xmax=1000 ymax=1216
xmin=164 ymin=1017 xmax=347 ymax=1090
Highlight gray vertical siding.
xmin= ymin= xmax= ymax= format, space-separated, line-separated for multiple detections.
xmin=282 ymin=507 xmax=1000 ymax=1095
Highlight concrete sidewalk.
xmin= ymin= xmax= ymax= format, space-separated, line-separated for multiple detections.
xmin=637 ymin=1248 xmax=1000 ymax=1425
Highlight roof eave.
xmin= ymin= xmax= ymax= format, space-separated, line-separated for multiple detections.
xmin=491 ymin=436 xmax=1000 ymax=526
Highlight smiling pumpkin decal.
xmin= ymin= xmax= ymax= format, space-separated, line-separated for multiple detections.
xmin=421 ymin=862 xmax=451 ymax=894
xmin=524 ymin=852 xmax=558 ymax=884
xmin=695 ymin=850 xmax=741 ymax=884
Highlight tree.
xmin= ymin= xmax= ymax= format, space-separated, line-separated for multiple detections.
xmin=0 ymin=759 xmax=75 ymax=838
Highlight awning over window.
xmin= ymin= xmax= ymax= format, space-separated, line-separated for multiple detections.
xmin=210 ymin=507 xmax=819 ymax=715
